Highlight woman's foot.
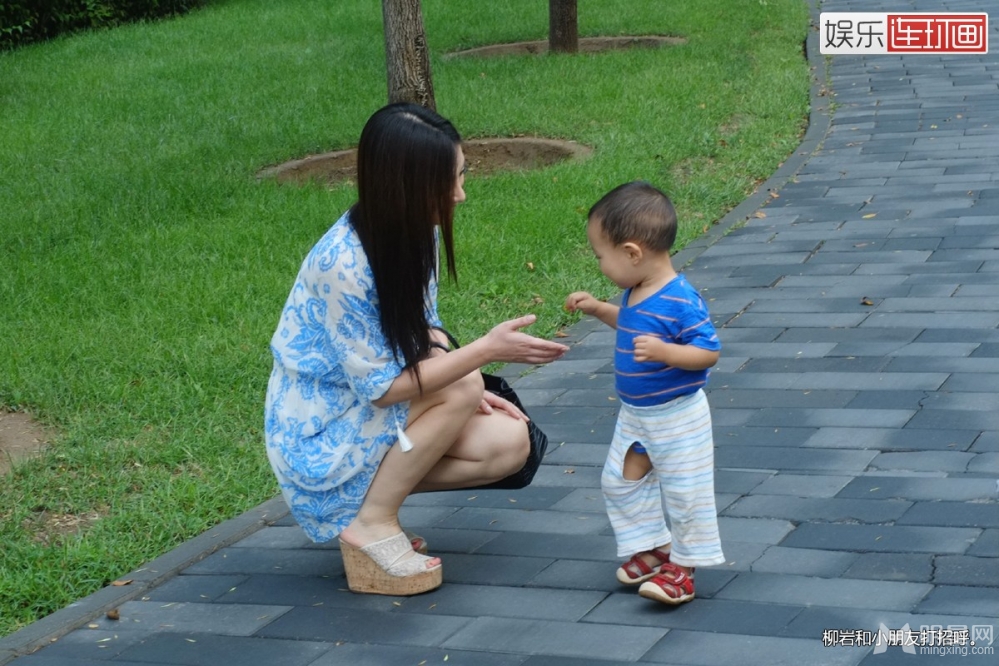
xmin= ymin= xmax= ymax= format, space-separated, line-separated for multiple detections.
xmin=616 ymin=547 xmax=672 ymax=585
xmin=638 ymin=562 xmax=695 ymax=605
xmin=339 ymin=532 xmax=442 ymax=596
xmin=405 ymin=530 xmax=428 ymax=555
xmin=341 ymin=522 xmax=438 ymax=567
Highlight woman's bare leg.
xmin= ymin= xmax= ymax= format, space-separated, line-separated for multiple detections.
xmin=338 ymin=369 xmax=482 ymax=561
xmin=414 ymin=411 xmax=529 ymax=491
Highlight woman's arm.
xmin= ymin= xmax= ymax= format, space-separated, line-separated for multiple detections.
xmin=373 ymin=314 xmax=568 ymax=407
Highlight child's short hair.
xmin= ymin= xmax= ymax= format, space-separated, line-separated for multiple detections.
xmin=588 ymin=181 xmax=677 ymax=253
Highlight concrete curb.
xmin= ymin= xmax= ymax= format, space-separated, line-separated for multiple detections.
xmin=674 ymin=0 xmax=831 ymax=271
xmin=0 ymin=2 xmax=831 ymax=661
xmin=0 ymin=498 xmax=288 ymax=664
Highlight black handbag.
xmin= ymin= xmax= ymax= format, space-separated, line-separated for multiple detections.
xmin=432 ymin=328 xmax=549 ymax=490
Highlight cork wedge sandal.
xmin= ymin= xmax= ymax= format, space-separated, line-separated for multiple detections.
xmin=339 ymin=532 xmax=442 ymax=596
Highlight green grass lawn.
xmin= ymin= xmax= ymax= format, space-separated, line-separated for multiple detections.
xmin=0 ymin=0 xmax=810 ymax=634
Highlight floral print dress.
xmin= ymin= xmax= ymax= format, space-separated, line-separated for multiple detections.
xmin=264 ymin=212 xmax=441 ymax=543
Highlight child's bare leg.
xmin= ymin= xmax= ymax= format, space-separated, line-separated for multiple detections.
xmin=615 ymin=443 xmax=671 ymax=580
xmin=622 ymin=444 xmax=653 ymax=480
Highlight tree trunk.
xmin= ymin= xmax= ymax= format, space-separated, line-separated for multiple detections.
xmin=381 ymin=0 xmax=436 ymax=111
xmin=549 ymin=0 xmax=578 ymax=54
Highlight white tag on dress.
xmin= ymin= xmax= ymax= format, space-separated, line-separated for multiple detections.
xmin=397 ymin=425 xmax=414 ymax=452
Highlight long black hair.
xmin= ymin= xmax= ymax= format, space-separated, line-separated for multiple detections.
xmin=350 ymin=103 xmax=461 ymax=386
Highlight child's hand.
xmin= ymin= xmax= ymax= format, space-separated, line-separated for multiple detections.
xmin=565 ymin=291 xmax=598 ymax=315
xmin=633 ymin=334 xmax=668 ymax=363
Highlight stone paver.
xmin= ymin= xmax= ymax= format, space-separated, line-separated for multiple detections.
xmin=3 ymin=1 xmax=997 ymax=664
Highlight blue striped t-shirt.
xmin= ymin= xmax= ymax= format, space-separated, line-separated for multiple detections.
xmin=615 ymin=275 xmax=720 ymax=407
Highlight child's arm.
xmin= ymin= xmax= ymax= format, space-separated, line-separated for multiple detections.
xmin=565 ymin=291 xmax=619 ymax=329
xmin=633 ymin=335 xmax=719 ymax=370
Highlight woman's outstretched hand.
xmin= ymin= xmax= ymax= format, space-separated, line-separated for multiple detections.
xmin=484 ymin=314 xmax=569 ymax=365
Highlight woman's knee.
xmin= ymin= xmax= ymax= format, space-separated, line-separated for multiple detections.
xmin=427 ymin=369 xmax=482 ymax=418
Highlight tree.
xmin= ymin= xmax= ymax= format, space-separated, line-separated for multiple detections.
xmin=549 ymin=0 xmax=578 ymax=53
xmin=381 ymin=0 xmax=436 ymax=110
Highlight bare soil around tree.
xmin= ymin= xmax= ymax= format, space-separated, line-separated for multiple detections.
xmin=260 ymin=36 xmax=683 ymax=187
xmin=0 ymin=410 xmax=48 ymax=476
xmin=260 ymin=137 xmax=594 ymax=187
xmin=447 ymin=35 xmax=685 ymax=58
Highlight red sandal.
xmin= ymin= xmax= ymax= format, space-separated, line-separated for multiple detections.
xmin=615 ymin=547 xmax=671 ymax=585
xmin=638 ymin=562 xmax=695 ymax=605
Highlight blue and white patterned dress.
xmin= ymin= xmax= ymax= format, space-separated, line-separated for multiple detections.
xmin=264 ymin=212 xmax=441 ymax=543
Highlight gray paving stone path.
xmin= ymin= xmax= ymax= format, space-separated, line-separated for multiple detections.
xmin=3 ymin=0 xmax=997 ymax=664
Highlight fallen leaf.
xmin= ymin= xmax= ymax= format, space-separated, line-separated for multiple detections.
xmin=88 ymin=624 xmax=99 ymax=629
xmin=554 ymin=330 xmax=569 ymax=338
xmin=111 ymin=580 xmax=132 ymax=587
xmin=106 ymin=609 xmax=120 ymax=621
xmin=769 ymin=191 xmax=780 ymax=199
xmin=564 ymin=468 xmax=576 ymax=474
xmin=862 ymin=213 xmax=877 ymax=219
xmin=526 ymin=262 xmax=535 ymax=271
xmin=753 ymin=211 xmax=766 ymax=219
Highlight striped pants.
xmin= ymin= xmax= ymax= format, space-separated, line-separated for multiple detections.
xmin=601 ymin=389 xmax=725 ymax=567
